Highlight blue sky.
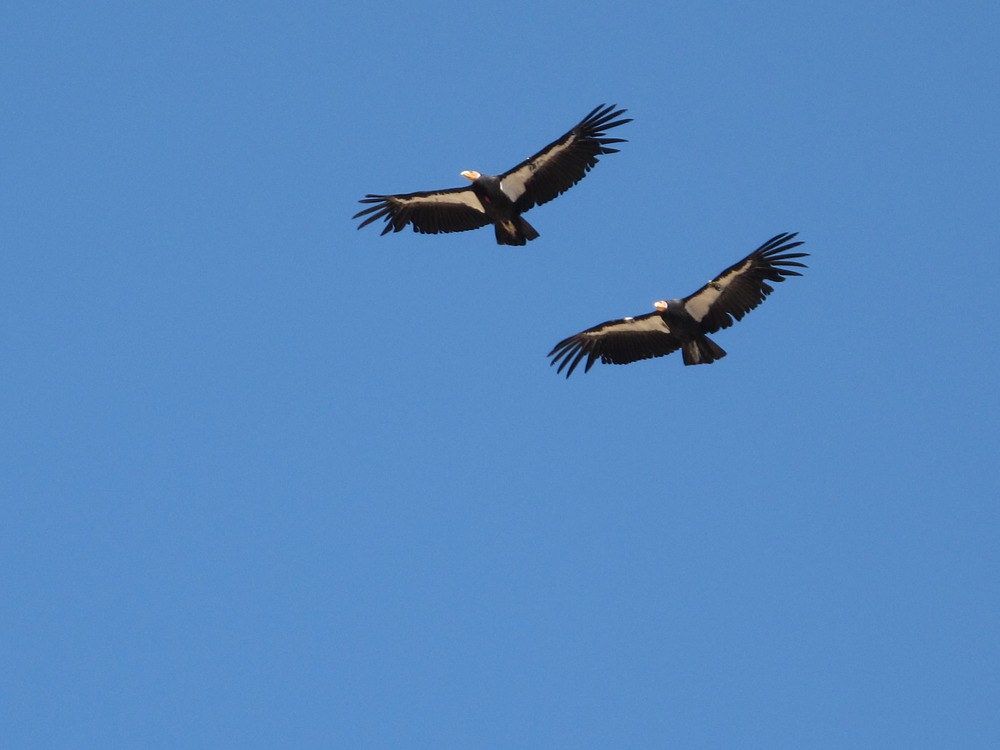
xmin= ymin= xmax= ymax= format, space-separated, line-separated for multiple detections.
xmin=3 ymin=0 xmax=999 ymax=747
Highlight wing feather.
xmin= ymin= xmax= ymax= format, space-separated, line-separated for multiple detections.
xmin=499 ymin=104 xmax=631 ymax=211
xmin=354 ymin=187 xmax=490 ymax=236
xmin=682 ymin=232 xmax=808 ymax=333
xmin=548 ymin=312 xmax=681 ymax=377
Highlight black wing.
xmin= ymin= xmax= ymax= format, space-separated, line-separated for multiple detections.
xmin=498 ymin=104 xmax=631 ymax=213
xmin=354 ymin=187 xmax=491 ymax=236
xmin=548 ymin=312 xmax=682 ymax=378
xmin=680 ymin=232 xmax=808 ymax=334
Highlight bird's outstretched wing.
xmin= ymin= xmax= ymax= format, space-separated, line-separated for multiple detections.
xmin=354 ymin=187 xmax=490 ymax=236
xmin=681 ymin=232 xmax=808 ymax=333
xmin=498 ymin=104 xmax=631 ymax=212
xmin=548 ymin=312 xmax=682 ymax=378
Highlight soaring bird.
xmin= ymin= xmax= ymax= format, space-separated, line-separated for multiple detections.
xmin=548 ymin=233 xmax=808 ymax=376
xmin=353 ymin=104 xmax=630 ymax=246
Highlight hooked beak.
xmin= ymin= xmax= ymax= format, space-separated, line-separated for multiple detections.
xmin=460 ymin=170 xmax=481 ymax=181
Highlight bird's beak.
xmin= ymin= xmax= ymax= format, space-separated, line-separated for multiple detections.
xmin=460 ymin=170 xmax=479 ymax=181
xmin=653 ymin=300 xmax=668 ymax=311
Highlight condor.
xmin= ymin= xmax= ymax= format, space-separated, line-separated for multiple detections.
xmin=354 ymin=104 xmax=630 ymax=246
xmin=548 ymin=233 xmax=808 ymax=376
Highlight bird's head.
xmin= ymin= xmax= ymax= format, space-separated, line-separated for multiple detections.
xmin=653 ymin=300 xmax=669 ymax=312
xmin=460 ymin=170 xmax=481 ymax=182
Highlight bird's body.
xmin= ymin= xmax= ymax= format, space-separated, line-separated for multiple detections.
xmin=462 ymin=172 xmax=539 ymax=245
xmin=653 ymin=298 xmax=729 ymax=365
xmin=548 ymin=233 xmax=808 ymax=376
xmin=354 ymin=104 xmax=630 ymax=246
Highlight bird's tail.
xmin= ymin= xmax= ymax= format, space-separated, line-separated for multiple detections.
xmin=682 ymin=336 xmax=727 ymax=366
xmin=495 ymin=217 xmax=540 ymax=246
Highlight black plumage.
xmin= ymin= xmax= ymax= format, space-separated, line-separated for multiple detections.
xmin=354 ymin=104 xmax=630 ymax=246
xmin=548 ymin=233 xmax=808 ymax=376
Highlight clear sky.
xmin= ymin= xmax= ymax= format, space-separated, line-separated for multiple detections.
xmin=3 ymin=1 xmax=999 ymax=747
